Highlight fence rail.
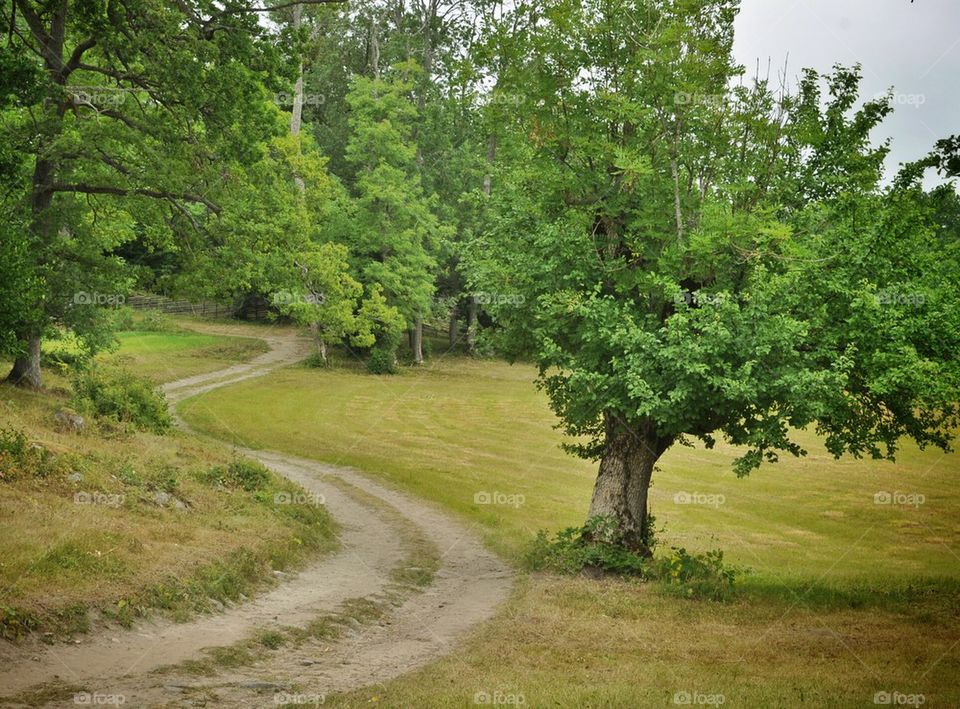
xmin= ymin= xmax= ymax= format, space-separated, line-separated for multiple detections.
xmin=126 ymin=295 xmax=237 ymax=318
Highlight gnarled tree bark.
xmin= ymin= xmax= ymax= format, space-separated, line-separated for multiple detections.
xmin=586 ymin=416 xmax=673 ymax=554
xmin=7 ymin=335 xmax=42 ymax=389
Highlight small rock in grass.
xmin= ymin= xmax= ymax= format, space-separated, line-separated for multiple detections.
xmin=153 ymin=490 xmax=189 ymax=510
xmin=67 ymin=472 xmax=83 ymax=483
xmin=54 ymin=410 xmax=84 ymax=433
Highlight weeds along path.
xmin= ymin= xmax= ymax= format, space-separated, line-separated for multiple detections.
xmin=0 ymin=323 xmax=512 ymax=707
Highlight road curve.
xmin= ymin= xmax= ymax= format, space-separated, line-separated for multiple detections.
xmin=0 ymin=323 xmax=512 ymax=707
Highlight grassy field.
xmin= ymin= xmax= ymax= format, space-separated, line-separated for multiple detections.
xmin=103 ymin=330 xmax=268 ymax=383
xmin=0 ymin=328 xmax=334 ymax=641
xmin=180 ymin=351 xmax=960 ymax=707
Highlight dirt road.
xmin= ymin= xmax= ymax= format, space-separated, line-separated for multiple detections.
xmin=0 ymin=324 xmax=512 ymax=707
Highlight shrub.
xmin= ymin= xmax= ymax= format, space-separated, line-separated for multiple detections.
xmin=366 ymin=346 xmax=397 ymax=375
xmin=526 ymin=517 xmax=739 ymax=600
xmin=138 ymin=310 xmax=175 ymax=332
xmin=71 ymin=366 xmax=172 ymax=434
xmin=525 ymin=516 xmax=651 ymax=577
xmin=0 ymin=427 xmax=28 ymax=460
xmin=0 ymin=428 xmax=30 ymax=482
xmin=143 ymin=464 xmax=178 ymax=493
xmin=40 ymin=348 xmax=86 ymax=373
xmin=201 ymin=458 xmax=271 ymax=492
xmin=111 ymin=307 xmax=137 ymax=331
xmin=303 ymin=351 xmax=328 ymax=368
xmin=653 ymin=548 xmax=739 ymax=601
xmin=0 ymin=428 xmax=57 ymax=482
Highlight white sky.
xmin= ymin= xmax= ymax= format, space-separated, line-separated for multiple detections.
xmin=733 ymin=0 xmax=960 ymax=187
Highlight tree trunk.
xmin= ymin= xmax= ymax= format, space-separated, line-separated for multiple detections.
xmin=448 ymin=304 xmax=458 ymax=349
xmin=466 ymin=297 xmax=478 ymax=355
xmin=289 ymin=3 xmax=307 ymax=194
xmin=309 ymin=322 xmax=327 ymax=364
xmin=412 ymin=319 xmax=424 ymax=364
xmin=7 ymin=335 xmax=42 ymax=389
xmin=586 ymin=420 xmax=671 ymax=554
xmin=482 ymin=133 xmax=497 ymax=197
xmin=369 ymin=17 xmax=380 ymax=80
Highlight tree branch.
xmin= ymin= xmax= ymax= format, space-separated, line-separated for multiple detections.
xmin=49 ymin=182 xmax=221 ymax=214
xmin=61 ymin=37 xmax=97 ymax=80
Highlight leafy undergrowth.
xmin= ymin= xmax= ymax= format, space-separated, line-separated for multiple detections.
xmin=70 ymin=364 xmax=173 ymax=434
xmin=526 ymin=516 xmax=739 ymax=601
xmin=0 ymin=373 xmax=337 ymax=642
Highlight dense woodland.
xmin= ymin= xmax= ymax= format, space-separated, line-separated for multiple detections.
xmin=2 ymin=0 xmax=959 ymax=549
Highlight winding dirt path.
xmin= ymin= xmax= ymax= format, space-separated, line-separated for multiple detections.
xmin=0 ymin=324 xmax=512 ymax=707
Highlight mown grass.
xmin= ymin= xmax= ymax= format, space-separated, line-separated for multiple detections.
xmin=180 ymin=348 xmax=960 ymax=707
xmin=31 ymin=312 xmax=270 ymax=385
xmin=179 ymin=357 xmax=960 ymax=581
xmin=103 ymin=330 xmax=269 ymax=383
xmin=0 ymin=336 xmax=335 ymax=641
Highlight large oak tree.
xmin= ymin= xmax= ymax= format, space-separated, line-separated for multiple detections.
xmin=465 ymin=0 xmax=960 ymax=552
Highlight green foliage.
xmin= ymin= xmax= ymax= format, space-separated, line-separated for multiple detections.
xmin=353 ymin=284 xmax=406 ymax=353
xmin=136 ymin=311 xmax=176 ymax=332
xmin=367 ymin=347 xmax=398 ymax=376
xmin=71 ymin=367 xmax=172 ymax=434
xmin=525 ymin=516 xmax=653 ymax=577
xmin=0 ymin=427 xmax=29 ymax=461
xmin=200 ymin=459 xmax=271 ymax=492
xmin=465 ymin=1 xmax=960 ymax=492
xmin=526 ymin=518 xmax=739 ymax=600
xmin=110 ymin=307 xmax=138 ymax=332
xmin=0 ymin=429 xmax=61 ymax=483
xmin=343 ymin=64 xmax=448 ymax=328
xmin=0 ymin=606 xmax=39 ymax=641
xmin=273 ymin=242 xmax=367 ymax=360
xmin=654 ymin=548 xmax=738 ymax=602
xmin=302 ymin=352 xmax=328 ymax=368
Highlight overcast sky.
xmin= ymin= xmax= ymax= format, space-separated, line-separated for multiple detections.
xmin=733 ymin=0 xmax=960 ymax=187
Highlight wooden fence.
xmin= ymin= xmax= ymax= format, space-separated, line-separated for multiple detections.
xmin=126 ymin=294 xmax=238 ymax=318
